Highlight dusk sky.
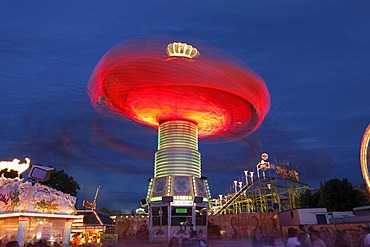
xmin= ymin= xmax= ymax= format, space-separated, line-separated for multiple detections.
xmin=1 ymin=1 xmax=369 ymax=213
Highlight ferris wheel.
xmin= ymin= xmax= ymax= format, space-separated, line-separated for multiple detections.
xmin=360 ymin=124 xmax=370 ymax=192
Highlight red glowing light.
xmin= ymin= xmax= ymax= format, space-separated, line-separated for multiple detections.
xmin=88 ymin=39 xmax=270 ymax=140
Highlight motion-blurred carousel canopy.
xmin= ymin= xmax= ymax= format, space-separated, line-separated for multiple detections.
xmin=87 ymin=37 xmax=270 ymax=141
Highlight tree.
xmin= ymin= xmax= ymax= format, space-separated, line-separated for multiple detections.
xmin=318 ymin=178 xmax=368 ymax=211
xmin=99 ymin=207 xmax=122 ymax=216
xmin=41 ymin=168 xmax=80 ymax=196
xmin=299 ymin=189 xmax=320 ymax=208
xmin=299 ymin=178 xmax=368 ymax=211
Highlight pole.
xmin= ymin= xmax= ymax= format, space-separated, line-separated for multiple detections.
xmin=93 ymin=186 xmax=100 ymax=210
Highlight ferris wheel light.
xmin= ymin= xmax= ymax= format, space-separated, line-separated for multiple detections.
xmin=360 ymin=124 xmax=370 ymax=192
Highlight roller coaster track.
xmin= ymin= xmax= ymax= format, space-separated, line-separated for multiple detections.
xmin=211 ymin=177 xmax=309 ymax=215
xmin=211 ymin=180 xmax=258 ymax=215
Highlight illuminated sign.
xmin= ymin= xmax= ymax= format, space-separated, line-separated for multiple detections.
xmin=82 ymin=200 xmax=96 ymax=209
xmin=28 ymin=165 xmax=54 ymax=182
xmin=171 ymin=201 xmax=193 ymax=206
xmin=175 ymin=208 xmax=188 ymax=214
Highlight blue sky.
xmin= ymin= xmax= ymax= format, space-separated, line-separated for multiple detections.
xmin=1 ymin=0 xmax=369 ymax=212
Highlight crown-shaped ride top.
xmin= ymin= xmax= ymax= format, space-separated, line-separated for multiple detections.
xmin=166 ymin=42 xmax=199 ymax=59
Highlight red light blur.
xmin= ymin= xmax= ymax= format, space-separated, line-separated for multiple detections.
xmin=88 ymin=38 xmax=270 ymax=141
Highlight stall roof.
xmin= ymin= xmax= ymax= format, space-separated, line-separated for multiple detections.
xmin=77 ymin=210 xmax=114 ymax=227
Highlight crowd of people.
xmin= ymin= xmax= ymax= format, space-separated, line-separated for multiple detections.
xmin=166 ymin=225 xmax=370 ymax=247
xmin=3 ymin=225 xmax=370 ymax=247
xmin=250 ymin=224 xmax=370 ymax=247
xmin=285 ymin=225 xmax=370 ymax=247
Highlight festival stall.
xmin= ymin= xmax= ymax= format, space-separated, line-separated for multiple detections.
xmin=70 ymin=210 xmax=115 ymax=245
xmin=0 ymin=159 xmax=80 ymax=247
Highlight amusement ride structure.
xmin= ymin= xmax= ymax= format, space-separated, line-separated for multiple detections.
xmin=87 ymin=38 xmax=270 ymax=242
xmin=209 ymin=153 xmax=308 ymax=215
xmin=360 ymin=124 xmax=370 ymax=192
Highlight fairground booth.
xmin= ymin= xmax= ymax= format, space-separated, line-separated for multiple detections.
xmin=146 ymin=175 xmax=210 ymax=243
xmin=0 ymin=159 xmax=80 ymax=247
xmin=70 ymin=209 xmax=115 ymax=245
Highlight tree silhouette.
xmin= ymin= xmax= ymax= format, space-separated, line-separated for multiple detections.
xmin=41 ymin=169 xmax=80 ymax=196
xmin=299 ymin=189 xmax=320 ymax=208
xmin=99 ymin=207 xmax=122 ymax=216
xmin=299 ymin=178 xmax=368 ymax=211
xmin=318 ymin=178 xmax=368 ymax=211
